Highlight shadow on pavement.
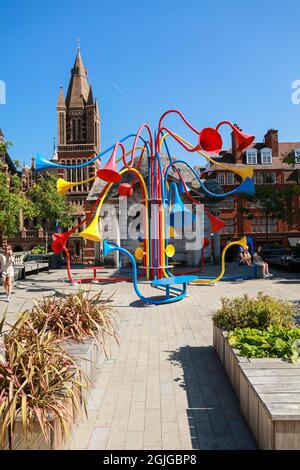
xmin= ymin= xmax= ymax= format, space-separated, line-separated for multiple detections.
xmin=167 ymin=345 xmax=256 ymax=450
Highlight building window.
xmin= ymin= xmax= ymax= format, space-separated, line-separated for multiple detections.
xmin=217 ymin=173 xmax=225 ymax=185
xmin=226 ymin=173 xmax=235 ymax=185
xmin=59 ymin=112 xmax=65 ymax=144
xmin=294 ymin=148 xmax=300 ymax=164
xmin=270 ymin=172 xmax=276 ymax=184
xmin=246 ymin=149 xmax=257 ymax=164
xmin=260 ymin=148 xmax=272 ymax=164
xmin=220 ymin=197 xmax=235 ymax=209
xmin=254 ymin=172 xmax=264 ymax=185
xmin=77 ymin=119 xmax=82 ymax=141
xmin=221 ymin=219 xmax=235 ymax=234
xmin=248 ymin=200 xmax=262 ymax=209
xmin=252 ymin=217 xmax=277 ymax=233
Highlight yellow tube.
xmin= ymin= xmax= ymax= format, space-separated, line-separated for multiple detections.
xmin=83 ymin=167 xmax=150 ymax=280
xmin=192 ymin=236 xmax=247 ymax=284
xmin=159 ymin=133 xmax=253 ymax=180
xmin=58 ymin=146 xmax=147 ymax=194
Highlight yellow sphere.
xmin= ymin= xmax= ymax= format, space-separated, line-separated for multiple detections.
xmin=165 ymin=244 xmax=175 ymax=258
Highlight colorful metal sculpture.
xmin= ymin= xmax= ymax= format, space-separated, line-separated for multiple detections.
xmin=37 ymin=109 xmax=255 ymax=304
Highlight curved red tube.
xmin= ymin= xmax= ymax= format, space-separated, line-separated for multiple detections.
xmin=129 ymin=124 xmax=153 ymax=167
xmin=156 ymin=109 xmax=199 ymax=151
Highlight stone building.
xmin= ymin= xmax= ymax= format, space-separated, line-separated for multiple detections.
xmin=55 ymin=47 xmax=101 ymax=263
xmin=87 ymin=155 xmax=222 ymax=267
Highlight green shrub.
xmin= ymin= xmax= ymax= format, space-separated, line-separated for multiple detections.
xmin=228 ymin=326 xmax=300 ymax=363
xmin=213 ymin=292 xmax=296 ymax=331
xmin=31 ymin=245 xmax=45 ymax=254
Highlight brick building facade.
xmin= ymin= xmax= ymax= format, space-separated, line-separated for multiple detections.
xmin=205 ymin=129 xmax=300 ymax=247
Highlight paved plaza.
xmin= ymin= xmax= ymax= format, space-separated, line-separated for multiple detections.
xmin=1 ymin=266 xmax=299 ymax=450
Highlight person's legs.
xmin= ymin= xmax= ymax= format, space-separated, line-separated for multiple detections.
xmin=263 ymin=262 xmax=269 ymax=274
xmin=3 ymin=276 xmax=8 ymax=297
xmin=7 ymin=277 xmax=12 ymax=299
xmin=262 ymin=263 xmax=267 ymax=277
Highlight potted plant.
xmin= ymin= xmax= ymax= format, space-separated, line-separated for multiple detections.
xmin=14 ymin=290 xmax=119 ymax=383
xmin=0 ymin=318 xmax=85 ymax=450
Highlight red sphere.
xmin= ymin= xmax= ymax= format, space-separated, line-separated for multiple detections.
xmin=198 ymin=128 xmax=222 ymax=154
xmin=118 ymin=183 xmax=133 ymax=197
xmin=51 ymin=239 xmax=64 ymax=254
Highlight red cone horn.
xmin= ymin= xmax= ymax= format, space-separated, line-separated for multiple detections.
xmin=233 ymin=127 xmax=255 ymax=152
xmin=198 ymin=127 xmax=222 ymax=154
xmin=216 ymin=121 xmax=255 ymax=152
xmin=51 ymin=231 xmax=71 ymax=254
xmin=206 ymin=211 xmax=225 ymax=233
xmin=97 ymin=149 xmax=121 ymax=183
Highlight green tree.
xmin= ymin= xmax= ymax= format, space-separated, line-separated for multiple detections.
xmin=29 ymin=175 xmax=73 ymax=252
xmin=243 ymin=178 xmax=300 ymax=239
xmin=0 ymin=172 xmax=35 ymax=238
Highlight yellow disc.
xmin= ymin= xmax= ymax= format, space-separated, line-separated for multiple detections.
xmin=165 ymin=244 xmax=175 ymax=258
xmin=135 ymin=246 xmax=145 ymax=261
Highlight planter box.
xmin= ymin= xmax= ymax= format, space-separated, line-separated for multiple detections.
xmin=213 ymin=324 xmax=300 ymax=450
xmin=61 ymin=336 xmax=104 ymax=385
xmin=2 ymin=336 xmax=105 ymax=450
xmin=3 ymin=396 xmax=74 ymax=450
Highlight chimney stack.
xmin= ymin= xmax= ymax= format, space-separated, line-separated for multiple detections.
xmin=264 ymin=129 xmax=279 ymax=158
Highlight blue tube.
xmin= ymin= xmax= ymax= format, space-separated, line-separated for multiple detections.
xmin=103 ymin=240 xmax=186 ymax=304
xmin=36 ymin=134 xmax=150 ymax=170
xmin=164 ymin=160 xmax=255 ymax=198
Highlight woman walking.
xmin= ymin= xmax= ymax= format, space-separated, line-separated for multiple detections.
xmin=0 ymin=245 xmax=15 ymax=302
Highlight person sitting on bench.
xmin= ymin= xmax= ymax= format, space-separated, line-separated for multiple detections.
xmin=253 ymin=246 xmax=273 ymax=279
xmin=239 ymin=245 xmax=252 ymax=266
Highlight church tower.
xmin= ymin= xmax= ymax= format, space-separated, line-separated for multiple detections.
xmin=56 ymin=46 xmax=100 ymax=263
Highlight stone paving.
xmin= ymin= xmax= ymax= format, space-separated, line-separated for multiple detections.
xmin=1 ymin=265 xmax=299 ymax=449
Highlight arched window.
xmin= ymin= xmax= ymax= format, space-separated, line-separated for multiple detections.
xmin=77 ymin=160 xmax=82 ymax=191
xmin=71 ymin=119 xmax=76 ymax=141
xmin=77 ymin=118 xmax=81 ymax=141
xmin=95 ymin=122 xmax=98 ymax=147
xmin=59 ymin=112 xmax=65 ymax=144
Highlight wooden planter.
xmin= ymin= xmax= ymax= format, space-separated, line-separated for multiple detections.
xmin=3 ymin=396 xmax=74 ymax=450
xmin=213 ymin=324 xmax=300 ymax=450
xmin=2 ymin=335 xmax=104 ymax=450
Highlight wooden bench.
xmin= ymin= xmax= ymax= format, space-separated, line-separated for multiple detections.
xmin=214 ymin=325 xmax=300 ymax=449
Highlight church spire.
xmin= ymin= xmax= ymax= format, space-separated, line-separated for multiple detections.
xmin=65 ymin=47 xmax=90 ymax=107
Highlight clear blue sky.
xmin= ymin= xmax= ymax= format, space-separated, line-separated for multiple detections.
xmin=1 ymin=0 xmax=300 ymax=167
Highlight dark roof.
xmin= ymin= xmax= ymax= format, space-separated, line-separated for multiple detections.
xmin=209 ymin=141 xmax=300 ymax=171
xmin=87 ymin=153 xmax=218 ymax=201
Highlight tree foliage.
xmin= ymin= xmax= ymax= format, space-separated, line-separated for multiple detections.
xmin=242 ymin=176 xmax=300 ymax=236
xmin=29 ymin=175 xmax=73 ymax=229
xmin=1 ymin=140 xmax=72 ymax=240
xmin=0 ymin=173 xmax=35 ymax=238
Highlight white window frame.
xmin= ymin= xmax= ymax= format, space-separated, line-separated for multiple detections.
xmin=270 ymin=172 xmax=277 ymax=184
xmin=260 ymin=147 xmax=272 ymax=164
xmin=246 ymin=149 xmax=257 ymax=165
xmin=294 ymin=148 xmax=300 ymax=164
xmin=221 ymin=219 xmax=235 ymax=234
xmin=226 ymin=173 xmax=235 ymax=185
xmin=252 ymin=217 xmax=277 ymax=233
xmin=254 ymin=172 xmax=263 ymax=185
xmin=217 ymin=173 xmax=225 ymax=185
